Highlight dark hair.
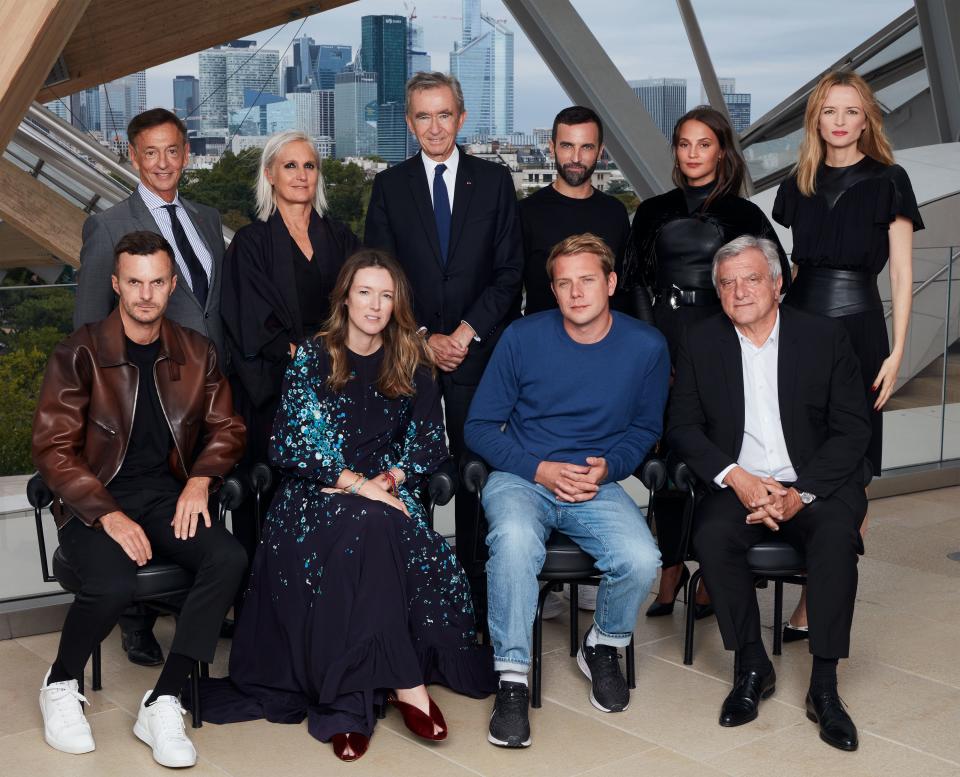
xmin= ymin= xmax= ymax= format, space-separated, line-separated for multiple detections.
xmin=127 ymin=108 xmax=188 ymax=147
xmin=670 ymin=106 xmax=745 ymax=209
xmin=551 ymin=106 xmax=603 ymax=146
xmin=113 ymin=231 xmax=176 ymax=275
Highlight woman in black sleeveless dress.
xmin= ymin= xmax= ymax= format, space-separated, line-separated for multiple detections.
xmin=622 ymin=107 xmax=790 ymax=617
xmin=774 ymin=71 xmax=923 ymax=640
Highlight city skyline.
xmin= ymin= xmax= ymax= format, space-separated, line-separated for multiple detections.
xmin=141 ymin=0 xmax=911 ymax=135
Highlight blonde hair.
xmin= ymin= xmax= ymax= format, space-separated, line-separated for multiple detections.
xmin=795 ymin=71 xmax=894 ymax=196
xmin=255 ymin=130 xmax=328 ymax=221
xmin=318 ymin=249 xmax=432 ymax=398
xmin=546 ymin=232 xmax=615 ymax=281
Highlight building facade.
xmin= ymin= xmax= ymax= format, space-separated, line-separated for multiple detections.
xmin=629 ymin=77 xmax=687 ymax=139
xmin=199 ymin=40 xmax=281 ymax=133
xmin=100 ymin=71 xmax=147 ymax=150
xmin=173 ymin=75 xmax=200 ymax=133
xmin=334 ymin=68 xmax=378 ymax=159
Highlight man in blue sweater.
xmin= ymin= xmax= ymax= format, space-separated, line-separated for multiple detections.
xmin=465 ymin=233 xmax=670 ymax=748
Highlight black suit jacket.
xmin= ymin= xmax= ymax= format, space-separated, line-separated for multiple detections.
xmin=665 ymin=306 xmax=871 ymax=515
xmin=364 ymin=149 xmax=523 ymax=385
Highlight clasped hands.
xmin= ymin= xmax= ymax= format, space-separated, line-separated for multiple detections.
xmin=426 ymin=322 xmax=476 ymax=372
xmin=535 ymin=457 xmax=608 ymax=502
xmin=723 ymin=466 xmax=804 ymax=531
xmin=322 ymin=468 xmax=410 ymax=517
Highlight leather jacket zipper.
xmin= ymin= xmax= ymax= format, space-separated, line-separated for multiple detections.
xmin=105 ymin=362 xmax=139 ymax=487
xmin=154 ymin=356 xmax=187 ymax=479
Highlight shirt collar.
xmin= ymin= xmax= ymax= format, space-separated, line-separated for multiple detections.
xmin=420 ymin=145 xmax=459 ymax=178
xmin=138 ymin=182 xmax=182 ymax=211
xmin=735 ymin=310 xmax=781 ymax=351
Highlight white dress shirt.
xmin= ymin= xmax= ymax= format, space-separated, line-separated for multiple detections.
xmin=138 ymin=183 xmax=213 ymax=291
xmin=715 ymin=312 xmax=798 ymax=486
xmin=420 ymin=146 xmax=459 ymax=212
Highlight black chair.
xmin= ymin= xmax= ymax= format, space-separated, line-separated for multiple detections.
xmin=28 ymin=473 xmax=246 ymax=728
xmin=670 ymin=460 xmax=807 ymax=666
xmin=462 ymin=457 xmax=668 ymax=709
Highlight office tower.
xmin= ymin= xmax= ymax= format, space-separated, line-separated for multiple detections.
xmin=100 ymin=71 xmax=147 ymax=147
xmin=377 ymin=101 xmax=407 ymax=163
xmin=173 ymin=75 xmax=200 ymax=133
xmin=68 ymin=87 xmax=101 ymax=133
xmin=450 ymin=0 xmax=515 ymax=142
xmin=628 ymin=78 xmax=687 ymax=139
xmin=407 ymin=20 xmax=431 ymax=78
xmin=199 ymin=40 xmax=281 ymax=133
xmin=362 ymin=15 xmax=407 ymax=162
xmin=334 ymin=68 xmax=378 ymax=158
xmin=43 ymin=99 xmax=70 ymax=122
xmin=229 ymin=90 xmax=285 ymax=135
xmin=291 ymin=38 xmax=352 ymax=91
xmin=699 ymin=78 xmax=752 ymax=134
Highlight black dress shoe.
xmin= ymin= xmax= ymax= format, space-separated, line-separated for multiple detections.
xmin=806 ymin=689 xmax=858 ymax=751
xmin=782 ymin=624 xmax=809 ymax=643
xmin=646 ymin=564 xmax=690 ymax=617
xmin=694 ymin=602 xmax=715 ymax=620
xmin=121 ymin=629 xmax=164 ymax=666
xmin=719 ymin=664 xmax=776 ymax=727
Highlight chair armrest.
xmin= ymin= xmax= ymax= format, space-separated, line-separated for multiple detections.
xmin=427 ymin=458 xmax=458 ymax=507
xmin=461 ymin=456 xmax=489 ymax=495
xmin=637 ymin=456 xmax=667 ymax=493
xmin=669 ymin=457 xmax=696 ymax=493
xmin=218 ymin=475 xmax=245 ymax=512
xmin=27 ymin=473 xmax=53 ymax=509
xmin=249 ymin=462 xmax=273 ymax=495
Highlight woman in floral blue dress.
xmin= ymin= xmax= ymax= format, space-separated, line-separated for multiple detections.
xmin=203 ymin=250 xmax=495 ymax=761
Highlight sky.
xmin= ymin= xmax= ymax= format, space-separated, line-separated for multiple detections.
xmin=146 ymin=0 xmax=914 ymax=132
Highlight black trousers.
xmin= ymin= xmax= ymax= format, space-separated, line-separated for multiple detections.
xmin=55 ymin=489 xmax=247 ymax=681
xmin=438 ymin=376 xmax=481 ymax=564
xmin=693 ymin=488 xmax=862 ymax=659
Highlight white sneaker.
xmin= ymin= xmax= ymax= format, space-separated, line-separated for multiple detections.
xmin=563 ymin=584 xmax=598 ymax=611
xmin=133 ymin=691 xmax=197 ymax=768
xmin=39 ymin=669 xmax=95 ymax=754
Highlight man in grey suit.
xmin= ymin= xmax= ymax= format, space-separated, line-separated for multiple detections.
xmin=74 ymin=108 xmax=225 ymax=360
xmin=73 ymin=108 xmax=228 ymax=666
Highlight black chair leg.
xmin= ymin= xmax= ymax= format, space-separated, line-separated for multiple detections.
xmin=568 ymin=583 xmax=579 ymax=657
xmin=626 ymin=635 xmax=636 ymax=689
xmin=92 ymin=643 xmax=102 ymax=691
xmin=531 ymin=584 xmax=551 ymax=709
xmin=773 ymin=579 xmax=784 ymax=656
xmin=191 ymin=662 xmax=202 ymax=728
xmin=683 ymin=568 xmax=702 ymax=665
xmin=200 ymin=662 xmax=209 ymax=679
xmin=375 ymin=702 xmax=387 ymax=720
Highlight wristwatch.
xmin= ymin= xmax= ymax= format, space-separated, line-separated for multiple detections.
xmin=797 ymin=491 xmax=816 ymax=505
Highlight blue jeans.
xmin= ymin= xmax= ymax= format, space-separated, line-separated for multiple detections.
xmin=482 ymin=471 xmax=661 ymax=673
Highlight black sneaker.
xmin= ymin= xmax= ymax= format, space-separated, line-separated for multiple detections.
xmin=577 ymin=632 xmax=629 ymax=712
xmin=487 ymin=681 xmax=531 ymax=748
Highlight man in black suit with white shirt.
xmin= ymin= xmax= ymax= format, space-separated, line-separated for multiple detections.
xmin=667 ymin=235 xmax=870 ymax=752
xmin=364 ymin=71 xmax=523 ymax=588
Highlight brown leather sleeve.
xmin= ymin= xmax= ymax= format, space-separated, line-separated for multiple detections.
xmin=31 ymin=341 xmax=121 ymax=527
xmin=189 ymin=340 xmax=246 ymax=481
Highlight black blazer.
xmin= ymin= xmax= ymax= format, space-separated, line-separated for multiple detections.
xmin=364 ymin=148 xmax=523 ymax=385
xmin=665 ymin=306 xmax=871 ymax=515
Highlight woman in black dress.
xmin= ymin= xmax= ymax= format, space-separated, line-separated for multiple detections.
xmin=774 ymin=71 xmax=923 ymax=640
xmin=203 ymin=250 xmax=496 ymax=760
xmin=221 ymin=130 xmax=360 ymax=560
xmin=622 ymin=106 xmax=790 ymax=617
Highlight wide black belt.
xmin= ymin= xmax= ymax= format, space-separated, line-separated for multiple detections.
xmin=654 ymin=285 xmax=719 ymax=309
xmin=785 ymin=267 xmax=881 ymax=317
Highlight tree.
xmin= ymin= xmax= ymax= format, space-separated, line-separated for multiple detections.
xmin=322 ymin=159 xmax=374 ymax=236
xmin=179 ymin=148 xmax=261 ymax=229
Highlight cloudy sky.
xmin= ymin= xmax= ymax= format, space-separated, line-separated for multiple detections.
xmin=147 ymin=0 xmax=913 ymax=131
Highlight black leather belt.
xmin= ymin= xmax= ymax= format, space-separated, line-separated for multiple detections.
xmin=785 ymin=267 xmax=881 ymax=317
xmin=654 ymin=286 xmax=719 ymax=309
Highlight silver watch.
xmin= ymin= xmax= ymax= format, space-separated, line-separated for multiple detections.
xmin=798 ymin=491 xmax=816 ymax=505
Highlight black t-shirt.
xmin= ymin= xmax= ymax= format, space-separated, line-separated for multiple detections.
xmin=519 ymin=184 xmax=631 ymax=315
xmin=108 ymin=337 xmax=181 ymax=496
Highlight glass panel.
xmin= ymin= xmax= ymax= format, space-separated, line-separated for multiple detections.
xmin=856 ymin=25 xmax=921 ymax=75
xmin=875 ymin=68 xmax=929 ymax=111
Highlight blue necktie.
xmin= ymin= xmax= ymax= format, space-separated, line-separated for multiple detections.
xmin=433 ymin=163 xmax=451 ymax=264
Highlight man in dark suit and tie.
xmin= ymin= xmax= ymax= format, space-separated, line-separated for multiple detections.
xmin=364 ymin=71 xmax=523 ymax=602
xmin=667 ymin=235 xmax=870 ymax=752
xmin=72 ymin=108 xmax=227 ymax=667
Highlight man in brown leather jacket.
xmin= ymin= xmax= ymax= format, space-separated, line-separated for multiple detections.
xmin=33 ymin=231 xmax=247 ymax=768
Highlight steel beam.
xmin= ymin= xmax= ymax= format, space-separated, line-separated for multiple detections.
xmin=915 ymin=0 xmax=960 ymax=142
xmin=503 ymin=0 xmax=674 ymax=198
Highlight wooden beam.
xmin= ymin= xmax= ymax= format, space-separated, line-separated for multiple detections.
xmin=0 ymin=223 xmax=62 ymax=269
xmin=0 ymin=159 xmax=85 ymax=269
xmin=37 ymin=0 xmax=357 ymax=103
xmin=0 ymin=0 xmax=90 ymax=151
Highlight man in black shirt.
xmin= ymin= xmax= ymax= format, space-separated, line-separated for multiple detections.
xmin=519 ymin=106 xmax=630 ymax=316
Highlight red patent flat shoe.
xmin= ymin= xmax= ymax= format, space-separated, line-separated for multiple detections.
xmin=387 ymin=695 xmax=448 ymax=741
xmin=331 ymin=732 xmax=369 ymax=761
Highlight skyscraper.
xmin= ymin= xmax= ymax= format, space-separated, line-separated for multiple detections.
xmin=361 ymin=15 xmax=408 ymax=163
xmin=290 ymin=38 xmax=352 ymax=91
xmin=407 ymin=20 xmax=431 ymax=79
xmin=198 ymin=40 xmax=281 ymax=133
xmin=629 ymin=78 xmax=687 ymax=139
xmin=173 ymin=75 xmax=200 ymax=133
xmin=100 ymin=71 xmax=147 ymax=148
xmin=334 ymin=68 xmax=378 ymax=158
xmin=450 ymin=0 xmax=515 ymax=142
xmin=43 ymin=99 xmax=70 ymax=122
xmin=69 ymin=87 xmax=101 ymax=133
xmin=700 ymin=78 xmax=752 ymax=134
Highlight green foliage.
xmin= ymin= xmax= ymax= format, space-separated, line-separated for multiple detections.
xmin=179 ymin=148 xmax=261 ymax=229
xmin=322 ymin=159 xmax=373 ymax=236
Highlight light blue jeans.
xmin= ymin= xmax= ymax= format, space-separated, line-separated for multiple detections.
xmin=482 ymin=471 xmax=661 ymax=672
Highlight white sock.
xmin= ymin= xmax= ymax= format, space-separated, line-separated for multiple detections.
xmin=586 ymin=625 xmax=600 ymax=648
xmin=499 ymin=671 xmax=528 ymax=686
